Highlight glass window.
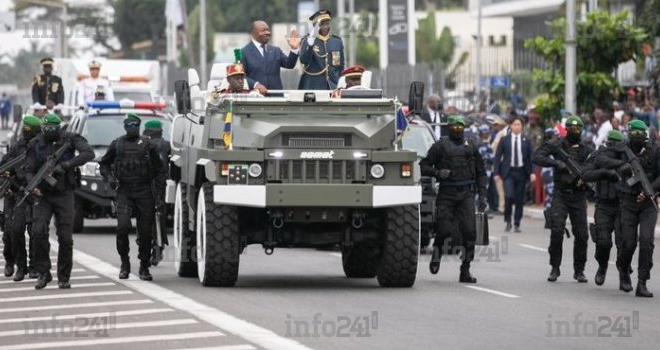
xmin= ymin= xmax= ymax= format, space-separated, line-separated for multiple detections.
xmin=402 ymin=125 xmax=435 ymax=158
xmin=81 ymin=115 xmax=171 ymax=147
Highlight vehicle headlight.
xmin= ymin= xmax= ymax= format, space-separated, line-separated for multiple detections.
xmin=370 ymin=164 xmax=385 ymax=179
xmin=80 ymin=162 xmax=100 ymax=177
xmin=248 ymin=163 xmax=262 ymax=178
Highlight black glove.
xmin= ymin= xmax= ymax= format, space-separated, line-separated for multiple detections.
xmin=53 ymin=164 xmax=65 ymax=175
xmin=605 ymin=169 xmax=620 ymax=181
xmin=61 ymin=160 xmax=71 ymax=169
xmin=617 ymin=163 xmax=632 ymax=177
xmin=435 ymin=169 xmax=451 ymax=180
xmin=478 ymin=197 xmax=488 ymax=211
xmin=555 ymin=160 xmax=567 ymax=170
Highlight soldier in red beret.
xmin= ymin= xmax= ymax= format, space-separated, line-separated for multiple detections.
xmin=331 ymin=65 xmax=365 ymax=98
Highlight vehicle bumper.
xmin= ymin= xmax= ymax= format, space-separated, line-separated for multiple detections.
xmin=212 ymin=184 xmax=422 ymax=208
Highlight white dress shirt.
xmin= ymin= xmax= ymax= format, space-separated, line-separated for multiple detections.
xmin=428 ymin=107 xmax=441 ymax=139
xmin=510 ymin=133 xmax=523 ymax=167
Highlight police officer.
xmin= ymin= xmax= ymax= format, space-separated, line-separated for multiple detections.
xmin=26 ymin=114 xmax=94 ymax=289
xmin=31 ymin=58 xmax=64 ymax=106
xmin=99 ymin=114 xmax=166 ymax=281
xmin=1 ymin=116 xmax=42 ymax=281
xmin=601 ymin=120 xmax=659 ymax=297
xmin=77 ymin=60 xmax=114 ymax=106
xmin=298 ymin=9 xmax=345 ymax=90
xmin=420 ymin=115 xmax=488 ymax=283
xmin=532 ymin=116 xmax=593 ymax=283
xmin=582 ymin=130 xmax=625 ymax=286
xmin=143 ymin=119 xmax=170 ymax=266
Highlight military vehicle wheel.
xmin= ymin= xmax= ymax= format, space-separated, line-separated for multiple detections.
xmin=196 ymin=183 xmax=239 ymax=287
xmin=174 ymin=183 xmax=198 ymax=277
xmin=376 ymin=205 xmax=420 ymax=287
xmin=73 ymin=199 xmax=84 ymax=233
xmin=341 ymin=243 xmax=379 ymax=278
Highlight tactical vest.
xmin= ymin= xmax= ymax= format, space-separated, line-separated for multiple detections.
xmin=34 ymin=133 xmax=77 ymax=192
xmin=114 ymin=136 xmax=152 ymax=183
xmin=438 ymin=138 xmax=476 ymax=185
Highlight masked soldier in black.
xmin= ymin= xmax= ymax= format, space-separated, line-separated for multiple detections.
xmin=142 ymin=119 xmax=170 ymax=266
xmin=532 ymin=116 xmax=593 ymax=283
xmin=600 ymin=120 xmax=660 ymax=297
xmin=582 ymin=130 xmax=625 ymax=286
xmin=1 ymin=115 xmax=42 ymax=281
xmin=31 ymin=58 xmax=64 ymax=105
xmin=99 ymin=114 xmax=166 ymax=281
xmin=27 ymin=114 xmax=95 ymax=289
xmin=420 ymin=115 xmax=488 ymax=283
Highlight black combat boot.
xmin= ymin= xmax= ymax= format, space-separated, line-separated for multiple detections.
xmin=139 ymin=263 xmax=153 ymax=281
xmin=619 ymin=270 xmax=633 ymax=293
xmin=35 ymin=272 xmax=52 ymax=290
xmin=119 ymin=260 xmax=130 ymax=280
xmin=636 ymin=280 xmax=653 ymax=298
xmin=429 ymin=247 xmax=440 ymax=275
xmin=58 ymin=280 xmax=71 ymax=289
xmin=573 ymin=271 xmax=588 ymax=283
xmin=28 ymin=269 xmax=38 ymax=279
xmin=459 ymin=264 xmax=477 ymax=283
xmin=4 ymin=264 xmax=14 ymax=277
xmin=13 ymin=267 xmax=25 ymax=282
xmin=504 ymin=222 xmax=512 ymax=232
xmin=547 ymin=267 xmax=560 ymax=282
xmin=151 ymin=246 xmax=163 ymax=267
xmin=594 ymin=267 xmax=607 ymax=286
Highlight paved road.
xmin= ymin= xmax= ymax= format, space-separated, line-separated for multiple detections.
xmin=2 ymin=212 xmax=658 ymax=350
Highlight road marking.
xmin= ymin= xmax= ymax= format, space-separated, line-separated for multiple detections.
xmin=71 ymin=244 xmax=315 ymax=350
xmin=0 ymin=299 xmax=153 ymax=314
xmin=0 ymin=308 xmax=174 ymax=324
xmin=0 ymin=275 xmax=100 ymax=285
xmin=0 ymin=282 xmax=115 ymax=293
xmin=330 ymin=252 xmax=342 ymax=258
xmin=464 ymin=285 xmax=521 ymax=299
xmin=0 ymin=290 xmax=132 ymax=303
xmin=518 ymin=243 xmax=546 ymax=252
xmin=0 ymin=331 xmax=225 ymax=350
xmin=0 ymin=318 xmax=200 ymax=338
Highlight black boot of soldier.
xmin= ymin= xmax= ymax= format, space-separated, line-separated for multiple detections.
xmin=459 ymin=264 xmax=477 ymax=283
xmin=619 ymin=270 xmax=633 ymax=293
xmin=594 ymin=267 xmax=607 ymax=286
xmin=139 ymin=263 xmax=153 ymax=281
xmin=151 ymin=246 xmax=163 ymax=267
xmin=429 ymin=246 xmax=440 ymax=275
xmin=13 ymin=267 xmax=25 ymax=282
xmin=636 ymin=280 xmax=654 ymax=298
xmin=4 ymin=264 xmax=14 ymax=277
xmin=35 ymin=272 xmax=52 ymax=290
xmin=119 ymin=259 xmax=130 ymax=280
xmin=573 ymin=270 xmax=588 ymax=283
xmin=547 ymin=267 xmax=560 ymax=282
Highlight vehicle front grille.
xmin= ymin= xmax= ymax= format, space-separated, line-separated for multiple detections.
xmin=267 ymin=159 xmax=366 ymax=184
xmin=287 ymin=137 xmax=346 ymax=148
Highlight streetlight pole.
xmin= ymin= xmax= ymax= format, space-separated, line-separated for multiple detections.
xmin=565 ymin=0 xmax=577 ymax=114
xmin=199 ymin=0 xmax=207 ymax=87
xmin=475 ymin=0 xmax=482 ymax=96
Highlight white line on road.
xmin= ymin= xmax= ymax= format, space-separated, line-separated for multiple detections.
xmin=0 ymin=282 xmax=115 ymax=293
xmin=169 ymin=346 xmax=257 ymax=350
xmin=464 ymin=286 xmax=521 ymax=299
xmin=0 ymin=275 xmax=100 ymax=285
xmin=71 ymin=244 xmax=315 ymax=350
xmin=0 ymin=299 xmax=153 ymax=314
xmin=0 ymin=308 xmax=174 ymax=325
xmin=0 ymin=331 xmax=225 ymax=350
xmin=0 ymin=290 xmax=132 ymax=303
xmin=0 ymin=318 xmax=200 ymax=338
xmin=518 ymin=244 xmax=546 ymax=252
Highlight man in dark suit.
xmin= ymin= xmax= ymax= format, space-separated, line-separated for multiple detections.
xmin=493 ymin=116 xmax=535 ymax=232
xmin=420 ymin=94 xmax=446 ymax=139
xmin=241 ymin=21 xmax=300 ymax=94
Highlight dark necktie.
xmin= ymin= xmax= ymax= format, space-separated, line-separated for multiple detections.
xmin=261 ymin=44 xmax=267 ymax=56
xmin=514 ymin=136 xmax=520 ymax=167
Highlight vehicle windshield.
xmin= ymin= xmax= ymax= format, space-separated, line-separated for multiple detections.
xmin=81 ymin=115 xmax=171 ymax=146
xmin=114 ymin=91 xmax=152 ymax=102
xmin=402 ymin=124 xmax=435 ymax=158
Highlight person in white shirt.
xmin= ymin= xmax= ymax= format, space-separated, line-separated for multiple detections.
xmin=421 ymin=94 xmax=445 ymax=139
xmin=593 ymin=113 xmax=614 ymax=148
xmin=77 ymin=60 xmax=114 ymax=106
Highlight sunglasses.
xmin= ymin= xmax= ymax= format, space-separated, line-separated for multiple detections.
xmin=449 ymin=125 xmax=465 ymax=131
xmin=42 ymin=125 xmax=59 ymax=132
xmin=629 ymin=130 xmax=647 ymax=137
xmin=124 ymin=121 xmax=140 ymax=128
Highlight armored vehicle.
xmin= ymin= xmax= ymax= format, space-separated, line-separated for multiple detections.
xmin=168 ymin=70 xmax=422 ymax=287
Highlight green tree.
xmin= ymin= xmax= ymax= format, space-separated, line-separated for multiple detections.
xmin=524 ymin=10 xmax=647 ymax=119
xmin=640 ymin=0 xmax=660 ymax=39
xmin=416 ymin=11 xmax=468 ymax=88
xmin=113 ymin=0 xmax=167 ymax=58
xmin=0 ymin=42 xmax=51 ymax=88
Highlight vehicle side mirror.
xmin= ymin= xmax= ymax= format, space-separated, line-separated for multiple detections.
xmin=408 ymin=81 xmax=424 ymax=115
xmin=174 ymin=80 xmax=191 ymax=114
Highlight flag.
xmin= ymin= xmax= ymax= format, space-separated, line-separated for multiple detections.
xmin=395 ymin=101 xmax=408 ymax=133
xmin=222 ymin=101 xmax=233 ymax=148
